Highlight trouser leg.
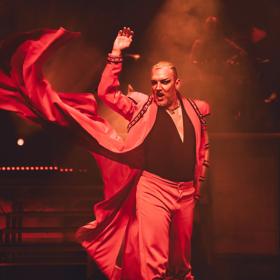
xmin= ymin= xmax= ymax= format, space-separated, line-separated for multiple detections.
xmin=136 ymin=176 xmax=171 ymax=279
xmin=169 ymin=193 xmax=195 ymax=280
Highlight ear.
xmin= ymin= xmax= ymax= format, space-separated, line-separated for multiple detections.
xmin=175 ymin=78 xmax=181 ymax=90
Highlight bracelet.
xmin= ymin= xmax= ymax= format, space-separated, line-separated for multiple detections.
xmin=107 ymin=53 xmax=123 ymax=64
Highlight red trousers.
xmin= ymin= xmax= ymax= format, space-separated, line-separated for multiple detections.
xmin=134 ymin=171 xmax=196 ymax=280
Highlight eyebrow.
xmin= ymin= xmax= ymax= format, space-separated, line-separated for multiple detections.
xmin=151 ymin=78 xmax=171 ymax=83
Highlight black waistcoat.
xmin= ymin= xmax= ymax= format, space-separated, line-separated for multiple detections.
xmin=143 ymin=104 xmax=196 ymax=182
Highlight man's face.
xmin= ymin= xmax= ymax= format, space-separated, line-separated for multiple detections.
xmin=151 ymin=66 xmax=180 ymax=108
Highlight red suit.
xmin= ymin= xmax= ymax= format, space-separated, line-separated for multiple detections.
xmin=0 ymin=28 xmax=210 ymax=279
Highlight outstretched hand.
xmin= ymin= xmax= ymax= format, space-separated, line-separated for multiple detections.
xmin=111 ymin=27 xmax=134 ymax=56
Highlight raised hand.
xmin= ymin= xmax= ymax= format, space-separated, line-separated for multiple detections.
xmin=111 ymin=27 xmax=134 ymax=56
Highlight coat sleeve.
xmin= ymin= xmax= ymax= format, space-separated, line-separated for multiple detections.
xmin=97 ymin=61 xmax=137 ymax=121
xmin=194 ymin=99 xmax=210 ymax=200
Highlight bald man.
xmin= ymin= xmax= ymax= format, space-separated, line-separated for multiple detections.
xmin=92 ymin=27 xmax=210 ymax=280
xmin=0 ymin=25 xmax=209 ymax=279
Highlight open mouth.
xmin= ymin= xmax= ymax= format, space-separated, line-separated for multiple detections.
xmin=156 ymin=91 xmax=164 ymax=97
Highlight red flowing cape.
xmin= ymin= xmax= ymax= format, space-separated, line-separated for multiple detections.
xmin=0 ymin=28 xmax=141 ymax=278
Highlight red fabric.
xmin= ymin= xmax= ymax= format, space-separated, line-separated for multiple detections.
xmin=0 ymin=28 xmax=140 ymax=277
xmin=129 ymin=171 xmax=195 ymax=279
xmin=96 ymin=61 xmax=210 ymax=278
xmin=0 ymin=28 xmax=210 ymax=279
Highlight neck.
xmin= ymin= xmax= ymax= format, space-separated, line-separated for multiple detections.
xmin=167 ymin=98 xmax=180 ymax=112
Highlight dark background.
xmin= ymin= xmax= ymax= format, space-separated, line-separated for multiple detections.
xmin=0 ymin=0 xmax=280 ymax=167
xmin=0 ymin=1 xmax=279 ymax=280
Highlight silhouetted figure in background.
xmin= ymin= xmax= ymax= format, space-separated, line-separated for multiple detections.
xmin=189 ymin=16 xmax=247 ymax=132
xmin=190 ymin=16 xmax=246 ymax=76
xmin=245 ymin=24 xmax=280 ymax=131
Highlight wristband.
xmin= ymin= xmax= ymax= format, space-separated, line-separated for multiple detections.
xmin=107 ymin=53 xmax=123 ymax=64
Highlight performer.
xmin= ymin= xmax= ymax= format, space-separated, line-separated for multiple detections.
xmin=0 ymin=27 xmax=210 ymax=279
xmin=83 ymin=27 xmax=210 ymax=279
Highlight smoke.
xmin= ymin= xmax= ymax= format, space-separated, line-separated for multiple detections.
xmin=143 ymin=0 xmax=220 ymax=63
xmin=124 ymin=0 xmax=252 ymax=132
xmin=43 ymin=37 xmax=103 ymax=93
xmin=1 ymin=0 xmax=276 ymax=135
xmin=104 ymin=0 xmax=236 ymax=134
xmin=130 ymin=0 xmax=220 ymax=84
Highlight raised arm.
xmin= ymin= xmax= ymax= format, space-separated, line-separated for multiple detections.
xmin=98 ymin=27 xmax=137 ymax=121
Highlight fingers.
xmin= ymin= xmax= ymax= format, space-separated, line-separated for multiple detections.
xmin=118 ymin=27 xmax=134 ymax=38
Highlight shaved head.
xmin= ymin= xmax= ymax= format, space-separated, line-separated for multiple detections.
xmin=152 ymin=61 xmax=178 ymax=79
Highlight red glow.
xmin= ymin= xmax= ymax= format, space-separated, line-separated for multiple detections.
xmin=0 ymin=165 xmax=78 ymax=173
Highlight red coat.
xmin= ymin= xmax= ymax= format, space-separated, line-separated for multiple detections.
xmin=0 ymin=28 xmax=210 ymax=279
